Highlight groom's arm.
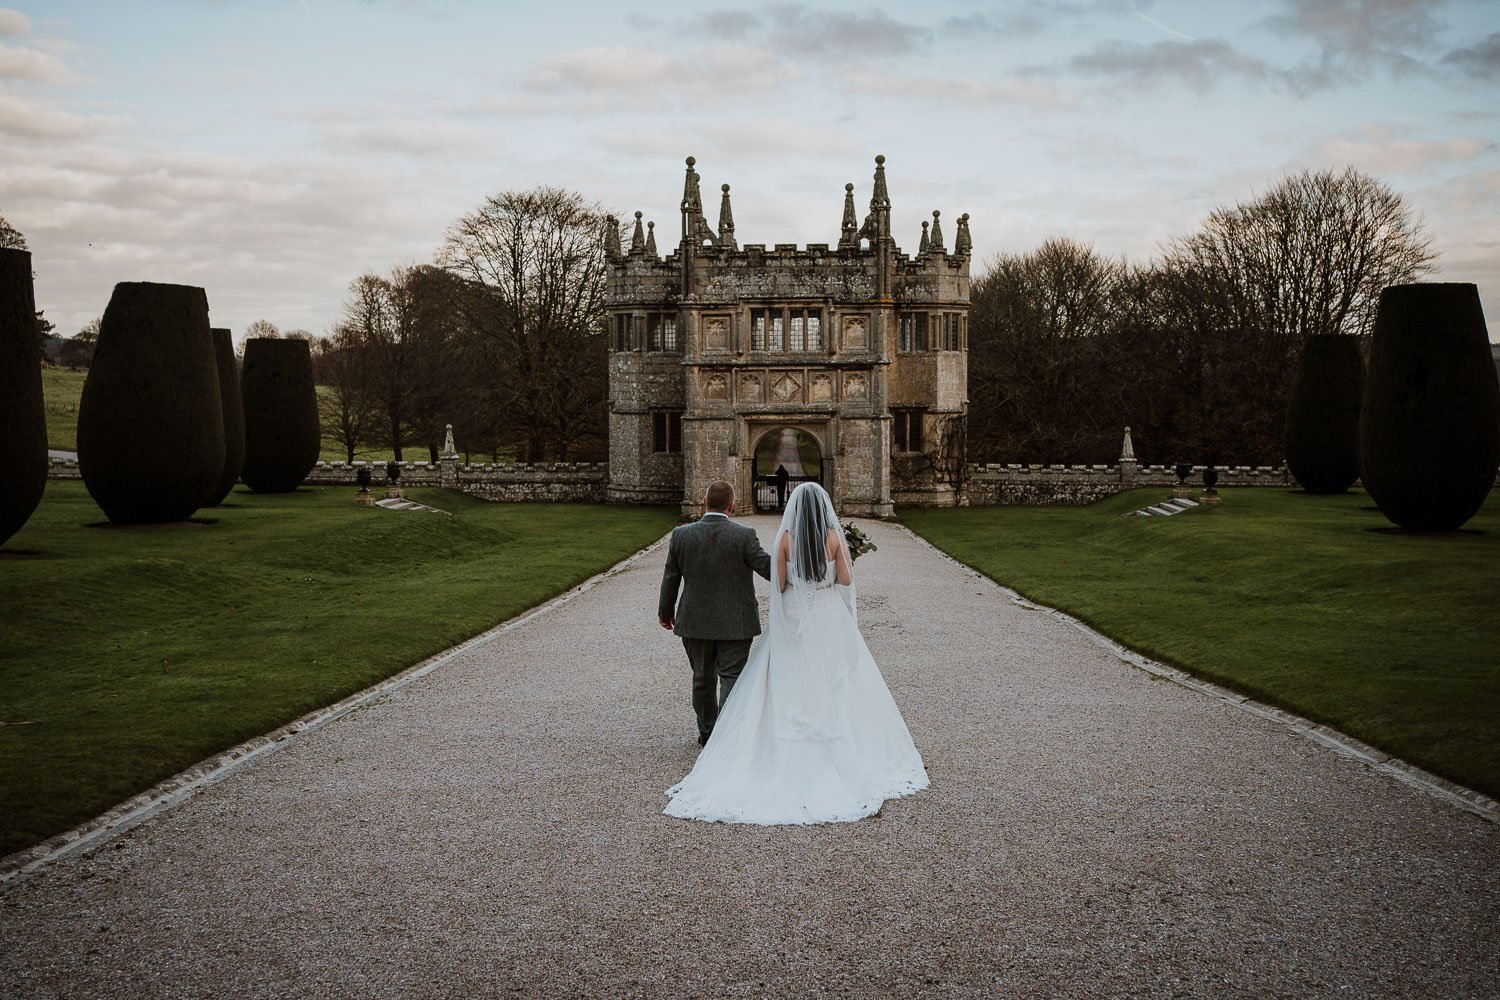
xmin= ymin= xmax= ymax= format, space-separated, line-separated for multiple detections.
xmin=658 ymin=530 xmax=682 ymax=628
xmin=744 ymin=530 xmax=772 ymax=581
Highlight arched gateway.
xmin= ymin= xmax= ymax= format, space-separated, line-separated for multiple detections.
xmin=604 ymin=155 xmax=971 ymax=517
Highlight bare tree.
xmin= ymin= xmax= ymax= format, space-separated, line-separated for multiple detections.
xmin=313 ymin=323 xmax=377 ymax=463
xmin=439 ymin=186 xmax=610 ymax=462
xmin=967 ymin=238 xmax=1128 ymax=463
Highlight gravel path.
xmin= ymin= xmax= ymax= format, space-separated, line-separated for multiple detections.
xmin=2 ymin=517 xmax=1496 ymax=998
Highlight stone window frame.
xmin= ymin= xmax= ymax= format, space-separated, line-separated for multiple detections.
xmin=652 ymin=410 xmax=683 ymax=453
xmin=898 ymin=312 xmax=931 ymax=353
xmin=892 ymin=408 xmax=925 ymax=453
xmin=749 ymin=305 xmax=825 ymax=355
xmin=647 ymin=312 xmax=679 ymax=353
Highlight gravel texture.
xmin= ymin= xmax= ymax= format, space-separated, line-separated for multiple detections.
xmin=2 ymin=517 xmax=1496 ymax=999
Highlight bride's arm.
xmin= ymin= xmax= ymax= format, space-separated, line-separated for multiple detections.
xmin=777 ymin=532 xmax=791 ymax=592
xmin=827 ymin=527 xmax=852 ymax=586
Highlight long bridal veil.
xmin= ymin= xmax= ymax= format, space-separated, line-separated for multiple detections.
xmin=664 ymin=482 xmax=927 ymax=825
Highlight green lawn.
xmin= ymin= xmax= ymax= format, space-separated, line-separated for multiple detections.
xmin=41 ymin=367 xmax=86 ymax=451
xmin=902 ymin=489 xmax=1500 ymax=799
xmin=0 ymin=482 xmax=676 ymax=856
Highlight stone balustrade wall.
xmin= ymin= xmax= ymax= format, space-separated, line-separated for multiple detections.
xmin=962 ymin=462 xmax=1293 ymax=506
xmin=46 ymin=457 xmax=608 ymax=504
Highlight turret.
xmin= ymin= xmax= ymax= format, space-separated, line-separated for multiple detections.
xmin=955 ymin=212 xmax=972 ymax=257
xmin=645 ymin=220 xmax=657 ymax=257
xmin=929 ymin=210 xmax=945 ymax=253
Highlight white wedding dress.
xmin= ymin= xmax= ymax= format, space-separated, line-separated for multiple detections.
xmin=665 ymin=483 xmax=928 ymax=825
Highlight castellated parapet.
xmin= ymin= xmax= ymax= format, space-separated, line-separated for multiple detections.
xmin=606 ymin=155 xmax=972 ymax=517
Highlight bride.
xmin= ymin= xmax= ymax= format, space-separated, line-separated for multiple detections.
xmin=665 ymin=481 xmax=928 ymax=825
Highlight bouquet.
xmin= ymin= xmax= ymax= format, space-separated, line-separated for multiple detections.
xmin=842 ymin=521 xmax=877 ymax=561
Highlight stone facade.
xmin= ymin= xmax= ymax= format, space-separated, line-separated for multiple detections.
xmin=605 ymin=155 xmax=972 ymax=517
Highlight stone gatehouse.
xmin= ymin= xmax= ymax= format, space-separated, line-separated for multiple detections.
xmin=605 ymin=155 xmax=971 ymax=517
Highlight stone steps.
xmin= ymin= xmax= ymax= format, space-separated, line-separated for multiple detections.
xmin=374 ymin=498 xmax=451 ymax=515
xmin=1126 ymin=496 xmax=1201 ymax=517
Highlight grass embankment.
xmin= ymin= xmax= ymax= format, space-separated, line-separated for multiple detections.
xmin=902 ymin=488 xmax=1500 ymax=798
xmin=0 ymin=483 xmax=676 ymax=856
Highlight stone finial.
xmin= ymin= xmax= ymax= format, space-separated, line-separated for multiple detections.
xmin=918 ymin=220 xmax=930 ymax=255
xmin=955 ymin=212 xmax=972 ymax=256
xmin=857 ymin=154 xmax=891 ymax=243
xmin=1120 ymin=426 xmax=1136 ymax=463
xmin=717 ymin=183 xmax=737 ymax=251
xmin=604 ymin=214 xmax=623 ymax=260
xmin=929 ymin=210 xmax=945 ymax=252
xmin=630 ymin=211 xmax=646 ymax=253
xmin=442 ymin=423 xmax=457 ymax=459
xmin=679 ymin=154 xmax=718 ymax=246
xmin=839 ymin=182 xmax=859 ymax=249
xmin=871 ymin=154 xmax=890 ymax=211
xmin=645 ymin=220 xmax=657 ymax=256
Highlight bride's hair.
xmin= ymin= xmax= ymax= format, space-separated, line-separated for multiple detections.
xmin=789 ymin=482 xmax=836 ymax=583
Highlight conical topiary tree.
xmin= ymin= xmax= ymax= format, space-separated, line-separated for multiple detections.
xmin=1285 ymin=334 xmax=1365 ymax=493
xmin=240 ymin=338 xmax=320 ymax=492
xmin=77 ymin=282 xmax=225 ymax=524
xmin=203 ymin=327 xmax=245 ymax=506
xmin=1360 ymin=283 xmax=1499 ymax=531
xmin=0 ymin=247 xmax=47 ymax=547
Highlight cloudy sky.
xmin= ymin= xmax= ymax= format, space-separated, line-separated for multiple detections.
xmin=2 ymin=0 xmax=1497 ymax=343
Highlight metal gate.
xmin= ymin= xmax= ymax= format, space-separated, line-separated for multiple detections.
xmin=752 ymin=472 xmax=822 ymax=513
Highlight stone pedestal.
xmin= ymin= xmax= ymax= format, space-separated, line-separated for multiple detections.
xmin=1172 ymin=485 xmax=1194 ymax=500
xmin=1201 ymin=492 xmax=1221 ymax=505
xmin=385 ymin=486 xmax=405 ymax=500
xmin=355 ymin=493 xmax=376 ymax=507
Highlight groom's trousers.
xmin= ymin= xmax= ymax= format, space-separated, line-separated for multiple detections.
xmin=681 ymin=637 xmax=754 ymax=739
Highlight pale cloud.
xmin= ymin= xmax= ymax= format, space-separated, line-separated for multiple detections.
xmin=688 ymin=5 xmax=929 ymax=56
xmin=521 ymin=43 xmax=783 ymax=100
xmin=696 ymin=117 xmax=859 ymax=159
xmin=0 ymin=40 xmax=73 ymax=82
xmin=1441 ymin=32 xmax=1500 ymax=81
xmin=0 ymin=7 xmax=28 ymax=37
xmin=317 ymin=119 xmax=506 ymax=159
xmin=0 ymin=86 xmax=121 ymax=139
xmin=1260 ymin=0 xmax=1443 ymax=89
xmin=1302 ymin=125 xmax=1497 ymax=175
xmin=1067 ymin=37 xmax=1272 ymax=91
xmin=840 ymin=71 xmax=1078 ymax=111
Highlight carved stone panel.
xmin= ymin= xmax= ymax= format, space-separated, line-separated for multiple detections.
xmin=704 ymin=372 xmax=728 ymax=401
xmin=704 ymin=315 xmax=730 ymax=353
xmin=771 ymin=372 xmax=802 ymax=403
xmin=810 ymin=373 xmax=833 ymax=401
xmin=843 ymin=315 xmax=869 ymax=351
xmin=739 ymin=372 xmax=763 ymax=403
xmin=844 ymin=372 xmax=868 ymax=400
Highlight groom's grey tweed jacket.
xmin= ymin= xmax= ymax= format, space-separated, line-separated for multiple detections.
xmin=659 ymin=514 xmax=772 ymax=639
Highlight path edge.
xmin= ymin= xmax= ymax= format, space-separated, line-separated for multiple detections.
xmin=0 ymin=533 xmax=673 ymax=889
xmin=898 ymin=525 xmax=1500 ymax=826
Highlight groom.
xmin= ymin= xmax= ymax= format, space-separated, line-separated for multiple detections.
xmin=658 ymin=480 xmax=772 ymax=745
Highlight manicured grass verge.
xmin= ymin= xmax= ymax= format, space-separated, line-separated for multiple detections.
xmin=901 ymin=488 xmax=1499 ymax=799
xmin=0 ymin=482 xmax=676 ymax=856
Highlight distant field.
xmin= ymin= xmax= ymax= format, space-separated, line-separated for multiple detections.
xmin=39 ymin=369 xmax=459 ymax=464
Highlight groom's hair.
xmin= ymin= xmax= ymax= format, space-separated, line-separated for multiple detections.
xmin=704 ymin=481 xmax=734 ymax=512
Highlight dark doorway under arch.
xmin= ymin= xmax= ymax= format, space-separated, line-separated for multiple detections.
xmin=752 ymin=428 xmax=823 ymax=512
